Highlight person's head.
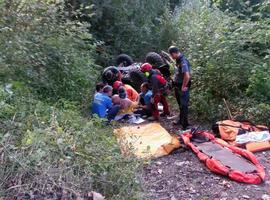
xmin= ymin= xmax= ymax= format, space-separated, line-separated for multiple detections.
xmin=140 ymin=63 xmax=153 ymax=78
xmin=104 ymin=70 xmax=114 ymax=82
xmin=95 ymin=82 xmax=105 ymax=93
xmin=113 ymin=81 xmax=123 ymax=90
xmin=112 ymin=95 xmax=121 ymax=105
xmin=168 ymin=46 xmax=180 ymax=60
xmin=118 ymin=86 xmax=127 ymax=99
xmin=103 ymin=85 xmax=113 ymax=97
xmin=141 ymin=82 xmax=149 ymax=93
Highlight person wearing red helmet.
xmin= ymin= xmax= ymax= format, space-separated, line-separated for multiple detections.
xmin=140 ymin=63 xmax=170 ymax=120
xmin=113 ymin=81 xmax=139 ymax=102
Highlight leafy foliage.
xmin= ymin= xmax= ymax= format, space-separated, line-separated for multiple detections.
xmin=211 ymin=0 xmax=270 ymax=20
xmin=0 ymin=88 xmax=141 ymax=199
xmin=0 ymin=0 xmax=141 ymax=199
xmin=247 ymin=62 xmax=270 ymax=102
xmin=0 ymin=0 xmax=270 ymax=199
xmin=170 ymin=1 xmax=270 ymax=125
xmin=0 ymin=0 xmax=99 ymax=103
xmin=71 ymin=0 xmax=174 ymax=66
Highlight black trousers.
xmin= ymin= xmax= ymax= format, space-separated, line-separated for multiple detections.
xmin=134 ymin=108 xmax=152 ymax=117
xmin=174 ymin=86 xmax=190 ymax=128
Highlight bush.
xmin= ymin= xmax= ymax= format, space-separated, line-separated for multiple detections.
xmin=0 ymin=1 xmax=141 ymax=199
xmin=0 ymin=85 xmax=141 ymax=199
xmin=247 ymin=62 xmax=270 ymax=102
xmin=0 ymin=0 xmax=99 ymax=103
xmin=247 ymin=103 xmax=270 ymax=126
xmin=171 ymin=1 xmax=270 ymax=124
xmin=73 ymin=0 xmax=172 ymax=66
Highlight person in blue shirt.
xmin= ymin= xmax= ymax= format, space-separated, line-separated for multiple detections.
xmin=92 ymin=85 xmax=120 ymax=121
xmin=140 ymin=82 xmax=153 ymax=106
xmin=135 ymin=82 xmax=153 ymax=117
xmin=169 ymin=46 xmax=191 ymax=130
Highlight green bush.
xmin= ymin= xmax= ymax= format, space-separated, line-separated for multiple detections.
xmin=73 ymin=0 xmax=173 ymax=66
xmin=0 ymin=0 xmax=270 ymax=198
xmin=0 ymin=0 xmax=99 ymax=103
xmin=171 ymin=1 xmax=270 ymax=124
xmin=0 ymin=86 xmax=141 ymax=199
xmin=247 ymin=62 xmax=270 ymax=102
xmin=247 ymin=103 xmax=270 ymax=126
xmin=0 ymin=1 xmax=141 ymax=199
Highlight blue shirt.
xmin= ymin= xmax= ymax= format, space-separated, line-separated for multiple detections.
xmin=92 ymin=93 xmax=112 ymax=118
xmin=174 ymin=54 xmax=191 ymax=85
xmin=140 ymin=90 xmax=153 ymax=105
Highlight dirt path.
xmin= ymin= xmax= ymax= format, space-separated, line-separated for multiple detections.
xmin=140 ymin=116 xmax=270 ymax=200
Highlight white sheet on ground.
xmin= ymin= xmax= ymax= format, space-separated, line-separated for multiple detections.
xmin=114 ymin=113 xmax=145 ymax=124
xmin=236 ymin=131 xmax=270 ymax=144
xmin=128 ymin=115 xmax=145 ymax=124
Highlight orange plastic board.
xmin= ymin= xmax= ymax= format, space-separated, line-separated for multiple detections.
xmin=246 ymin=141 xmax=270 ymax=152
xmin=114 ymin=123 xmax=180 ymax=158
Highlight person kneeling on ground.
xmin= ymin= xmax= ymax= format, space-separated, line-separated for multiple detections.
xmin=113 ymin=81 xmax=139 ymax=102
xmin=112 ymin=93 xmax=138 ymax=115
xmin=134 ymin=82 xmax=153 ymax=118
xmin=140 ymin=63 xmax=170 ymax=121
xmin=92 ymin=85 xmax=120 ymax=121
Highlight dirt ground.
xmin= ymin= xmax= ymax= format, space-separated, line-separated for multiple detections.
xmin=140 ymin=116 xmax=270 ymax=200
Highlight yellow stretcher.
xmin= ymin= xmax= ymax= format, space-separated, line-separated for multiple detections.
xmin=114 ymin=123 xmax=180 ymax=158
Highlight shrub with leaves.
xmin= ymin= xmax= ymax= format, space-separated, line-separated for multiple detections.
xmin=0 ymin=87 xmax=141 ymax=199
xmin=0 ymin=0 xmax=99 ymax=103
xmin=172 ymin=0 xmax=270 ymax=124
xmin=70 ymin=0 xmax=174 ymax=66
xmin=0 ymin=1 xmax=141 ymax=199
xmin=247 ymin=62 xmax=270 ymax=102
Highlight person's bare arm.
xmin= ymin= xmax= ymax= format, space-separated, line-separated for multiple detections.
xmin=182 ymin=72 xmax=190 ymax=92
xmin=140 ymin=105 xmax=147 ymax=109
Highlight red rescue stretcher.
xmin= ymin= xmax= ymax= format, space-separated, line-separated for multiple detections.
xmin=181 ymin=130 xmax=266 ymax=184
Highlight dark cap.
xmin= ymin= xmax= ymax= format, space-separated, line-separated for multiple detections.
xmin=103 ymin=85 xmax=113 ymax=93
xmin=168 ymin=46 xmax=179 ymax=54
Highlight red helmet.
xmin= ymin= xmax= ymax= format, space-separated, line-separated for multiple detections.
xmin=140 ymin=63 xmax=152 ymax=73
xmin=113 ymin=81 xmax=123 ymax=90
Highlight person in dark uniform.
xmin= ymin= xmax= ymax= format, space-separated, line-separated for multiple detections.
xmin=168 ymin=46 xmax=191 ymax=130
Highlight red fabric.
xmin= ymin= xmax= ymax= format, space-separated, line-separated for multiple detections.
xmin=141 ymin=63 xmax=153 ymax=72
xmin=197 ymin=151 xmax=209 ymax=162
xmin=113 ymin=81 xmax=122 ymax=90
xmin=156 ymin=74 xmax=167 ymax=85
xmin=152 ymin=94 xmax=169 ymax=119
xmin=150 ymin=73 xmax=168 ymax=96
xmin=124 ymin=84 xmax=139 ymax=102
xmin=206 ymin=158 xmax=229 ymax=176
xmin=181 ymin=131 xmax=266 ymax=184
xmin=229 ymin=170 xmax=262 ymax=184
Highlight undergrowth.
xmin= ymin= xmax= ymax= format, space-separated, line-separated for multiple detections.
xmin=0 ymin=87 xmax=141 ymax=199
